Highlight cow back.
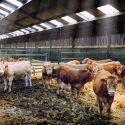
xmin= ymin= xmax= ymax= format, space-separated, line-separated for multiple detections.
xmin=58 ymin=65 xmax=93 ymax=85
xmin=3 ymin=62 xmax=31 ymax=78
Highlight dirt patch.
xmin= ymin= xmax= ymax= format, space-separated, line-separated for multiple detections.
xmin=0 ymin=79 xmax=124 ymax=124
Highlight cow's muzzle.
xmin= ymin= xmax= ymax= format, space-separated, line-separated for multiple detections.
xmin=108 ymin=91 xmax=115 ymax=96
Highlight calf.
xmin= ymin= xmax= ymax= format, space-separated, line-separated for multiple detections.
xmin=0 ymin=61 xmax=33 ymax=92
xmin=93 ymin=69 xmax=118 ymax=115
xmin=56 ymin=65 xmax=94 ymax=102
xmin=117 ymin=65 xmax=125 ymax=88
xmin=42 ymin=62 xmax=58 ymax=89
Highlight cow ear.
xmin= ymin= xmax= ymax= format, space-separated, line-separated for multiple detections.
xmin=101 ymin=79 xmax=107 ymax=84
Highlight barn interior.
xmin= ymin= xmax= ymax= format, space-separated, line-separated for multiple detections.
xmin=0 ymin=0 xmax=125 ymax=124
xmin=0 ymin=0 xmax=124 ymax=62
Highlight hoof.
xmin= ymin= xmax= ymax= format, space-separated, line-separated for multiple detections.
xmin=56 ymin=90 xmax=60 ymax=95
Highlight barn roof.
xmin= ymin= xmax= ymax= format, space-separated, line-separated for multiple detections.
xmin=0 ymin=0 xmax=125 ymax=39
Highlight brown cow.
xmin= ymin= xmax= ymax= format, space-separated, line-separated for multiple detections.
xmin=116 ymin=65 xmax=125 ymax=88
xmin=56 ymin=64 xmax=94 ymax=102
xmin=42 ymin=62 xmax=58 ymax=89
xmin=67 ymin=60 xmax=80 ymax=64
xmin=100 ymin=63 xmax=121 ymax=74
xmin=82 ymin=58 xmax=122 ymax=74
xmin=82 ymin=58 xmax=112 ymax=65
xmin=93 ymin=69 xmax=118 ymax=115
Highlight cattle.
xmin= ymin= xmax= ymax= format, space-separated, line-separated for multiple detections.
xmin=82 ymin=58 xmax=122 ymax=74
xmin=56 ymin=64 xmax=94 ymax=102
xmin=116 ymin=65 xmax=125 ymax=88
xmin=82 ymin=58 xmax=112 ymax=65
xmin=98 ymin=62 xmax=122 ymax=75
xmin=0 ymin=61 xmax=34 ymax=92
xmin=86 ymin=61 xmax=122 ymax=76
xmin=42 ymin=62 xmax=58 ymax=89
xmin=93 ymin=69 xmax=118 ymax=115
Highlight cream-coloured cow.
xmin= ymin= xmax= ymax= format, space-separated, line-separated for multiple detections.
xmin=0 ymin=61 xmax=34 ymax=92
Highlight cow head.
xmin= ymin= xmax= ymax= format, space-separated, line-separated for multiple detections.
xmin=51 ymin=65 xmax=59 ymax=78
xmin=101 ymin=76 xmax=118 ymax=96
xmin=113 ymin=65 xmax=123 ymax=76
xmin=87 ymin=64 xmax=102 ymax=77
xmin=0 ymin=65 xmax=7 ymax=76
xmin=43 ymin=62 xmax=53 ymax=75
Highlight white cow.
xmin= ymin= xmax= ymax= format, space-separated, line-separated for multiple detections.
xmin=0 ymin=61 xmax=34 ymax=92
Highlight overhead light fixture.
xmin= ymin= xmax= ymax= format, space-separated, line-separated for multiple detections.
xmin=0 ymin=9 xmax=9 ymax=16
xmin=32 ymin=25 xmax=43 ymax=31
xmin=4 ymin=35 xmax=9 ymax=38
xmin=13 ymin=30 xmax=24 ymax=36
xmin=27 ymin=0 xmax=32 ymax=3
xmin=40 ymin=23 xmax=52 ymax=29
xmin=0 ymin=34 xmax=9 ymax=39
xmin=0 ymin=3 xmax=15 ymax=12
xmin=97 ymin=4 xmax=120 ymax=15
xmin=8 ymin=33 xmax=16 ymax=36
xmin=25 ymin=27 xmax=36 ymax=32
xmin=20 ymin=29 xmax=30 ymax=34
xmin=5 ymin=0 xmax=23 ymax=7
xmin=61 ymin=16 xmax=77 ymax=24
xmin=76 ymin=11 xmax=95 ymax=21
xmin=49 ymin=19 xmax=63 ymax=27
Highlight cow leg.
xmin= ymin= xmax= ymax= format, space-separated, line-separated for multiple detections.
xmin=27 ymin=74 xmax=32 ymax=87
xmin=43 ymin=80 xmax=47 ymax=88
xmin=106 ymin=103 xmax=111 ymax=115
xmin=44 ymin=79 xmax=50 ymax=89
xmin=76 ymin=90 xmax=80 ymax=100
xmin=97 ymin=97 xmax=103 ymax=115
xmin=107 ymin=97 xmax=114 ymax=115
xmin=25 ymin=74 xmax=29 ymax=87
xmin=56 ymin=79 xmax=62 ymax=94
xmin=95 ymin=95 xmax=98 ymax=106
xmin=8 ymin=76 xmax=13 ymax=92
xmin=61 ymin=82 xmax=66 ymax=94
xmin=46 ymin=79 xmax=50 ymax=89
xmin=70 ymin=86 xmax=75 ymax=102
xmin=4 ymin=79 xmax=8 ymax=92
